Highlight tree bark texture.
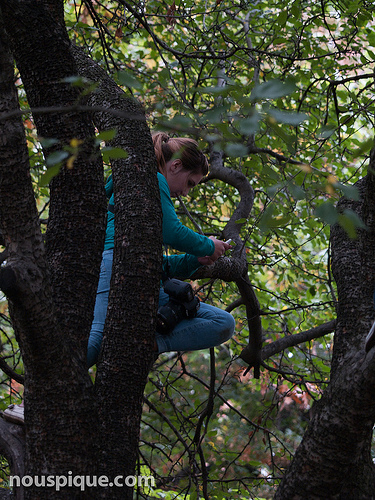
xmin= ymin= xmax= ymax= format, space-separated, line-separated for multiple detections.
xmin=0 ymin=1 xmax=107 ymax=497
xmin=0 ymin=420 xmax=25 ymax=499
xmin=203 ymin=150 xmax=263 ymax=377
xmin=70 ymin=43 xmax=163 ymax=499
xmin=2 ymin=0 xmax=107 ymax=362
xmin=275 ymin=168 xmax=375 ymax=498
xmin=1 ymin=1 xmax=162 ymax=497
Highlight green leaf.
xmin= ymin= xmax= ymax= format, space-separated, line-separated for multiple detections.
xmin=317 ymin=125 xmax=336 ymax=139
xmin=352 ymin=137 xmax=374 ymax=158
xmin=263 ymin=164 xmax=280 ymax=181
xmin=237 ymin=114 xmax=261 ymax=134
xmin=250 ymin=79 xmax=297 ymax=101
xmin=267 ymin=120 xmax=296 ymax=153
xmin=46 ymin=150 xmax=69 ymax=167
xmin=224 ymin=142 xmax=248 ymax=157
xmin=62 ymin=75 xmax=91 ymax=87
xmin=268 ymin=109 xmax=308 ymax=126
xmin=39 ymin=165 xmax=61 ymax=186
xmin=314 ymin=202 xmax=338 ymax=225
xmin=39 ymin=137 xmax=59 ymax=149
xmin=247 ymin=460 xmax=262 ymax=467
xmin=277 ymin=10 xmax=288 ymax=26
xmin=288 ymin=181 xmax=306 ymax=200
xmin=290 ymin=2 xmax=301 ymax=18
xmin=117 ymin=71 xmax=143 ymax=90
xmin=338 ymin=209 xmax=367 ymax=239
xmin=101 ymin=147 xmax=128 ymax=161
xmin=168 ymin=115 xmax=193 ymax=130
xmin=96 ymin=129 xmax=117 ymax=144
xmin=335 ymin=182 xmax=359 ymax=201
xmin=269 ymin=215 xmax=291 ymax=227
xmin=258 ymin=204 xmax=291 ymax=232
xmin=205 ymin=105 xmax=231 ymax=122
xmin=197 ymin=85 xmax=231 ymax=96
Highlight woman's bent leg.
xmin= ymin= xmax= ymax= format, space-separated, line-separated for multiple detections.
xmin=155 ymin=299 xmax=235 ymax=354
xmin=87 ymin=250 xmax=113 ymax=367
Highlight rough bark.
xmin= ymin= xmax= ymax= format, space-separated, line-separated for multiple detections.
xmin=0 ymin=1 xmax=106 ymax=497
xmin=71 ymin=39 xmax=163 ymax=499
xmin=1 ymin=1 xmax=161 ymax=496
xmin=261 ymin=320 xmax=336 ymax=360
xmin=0 ymin=420 xmax=25 ymax=499
xmin=275 ymin=164 xmax=375 ymax=498
xmin=195 ymin=150 xmax=263 ymax=377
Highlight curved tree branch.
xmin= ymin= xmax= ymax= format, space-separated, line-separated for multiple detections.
xmin=236 ymin=274 xmax=262 ymax=378
xmin=205 ymin=149 xmax=254 ymax=244
xmin=0 ymin=357 xmax=24 ymax=385
xmin=261 ymin=319 xmax=336 ymax=361
xmin=0 ymin=419 xmax=25 ymax=499
xmin=195 ymin=149 xmax=263 ymax=377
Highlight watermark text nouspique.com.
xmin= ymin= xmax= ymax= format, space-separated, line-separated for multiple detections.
xmin=10 ymin=472 xmax=155 ymax=491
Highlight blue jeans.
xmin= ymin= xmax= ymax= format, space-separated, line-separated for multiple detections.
xmin=87 ymin=250 xmax=113 ymax=368
xmin=87 ymin=249 xmax=235 ymax=367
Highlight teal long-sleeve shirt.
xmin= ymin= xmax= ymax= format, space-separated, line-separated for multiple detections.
xmin=104 ymin=173 xmax=215 ymax=279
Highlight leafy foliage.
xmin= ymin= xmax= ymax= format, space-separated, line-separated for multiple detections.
xmin=1 ymin=0 xmax=374 ymax=497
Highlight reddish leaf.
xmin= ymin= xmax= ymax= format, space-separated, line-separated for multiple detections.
xmin=166 ymin=1 xmax=176 ymax=26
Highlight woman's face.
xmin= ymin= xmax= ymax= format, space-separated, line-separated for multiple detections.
xmin=164 ymin=159 xmax=203 ymax=197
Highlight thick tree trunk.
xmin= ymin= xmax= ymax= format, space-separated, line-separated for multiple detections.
xmin=0 ymin=1 xmax=106 ymax=497
xmin=1 ymin=1 xmax=161 ymax=496
xmin=275 ymin=170 xmax=375 ymax=498
xmin=71 ymin=43 xmax=163 ymax=497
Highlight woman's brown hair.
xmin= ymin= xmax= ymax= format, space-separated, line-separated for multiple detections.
xmin=152 ymin=132 xmax=209 ymax=176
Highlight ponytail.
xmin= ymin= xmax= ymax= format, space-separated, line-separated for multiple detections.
xmin=152 ymin=132 xmax=209 ymax=176
xmin=152 ymin=132 xmax=170 ymax=174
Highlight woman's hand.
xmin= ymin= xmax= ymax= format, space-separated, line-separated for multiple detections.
xmin=209 ymin=237 xmax=232 ymax=262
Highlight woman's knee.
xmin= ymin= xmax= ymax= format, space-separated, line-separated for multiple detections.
xmin=220 ymin=312 xmax=235 ymax=343
xmin=198 ymin=303 xmax=235 ymax=344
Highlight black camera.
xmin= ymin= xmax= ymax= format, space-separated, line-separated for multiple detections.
xmin=156 ymin=278 xmax=200 ymax=335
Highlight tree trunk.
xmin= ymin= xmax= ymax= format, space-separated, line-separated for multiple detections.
xmin=275 ymin=168 xmax=375 ymax=498
xmin=0 ymin=1 xmax=107 ymax=497
xmin=71 ymin=42 xmax=163 ymax=497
